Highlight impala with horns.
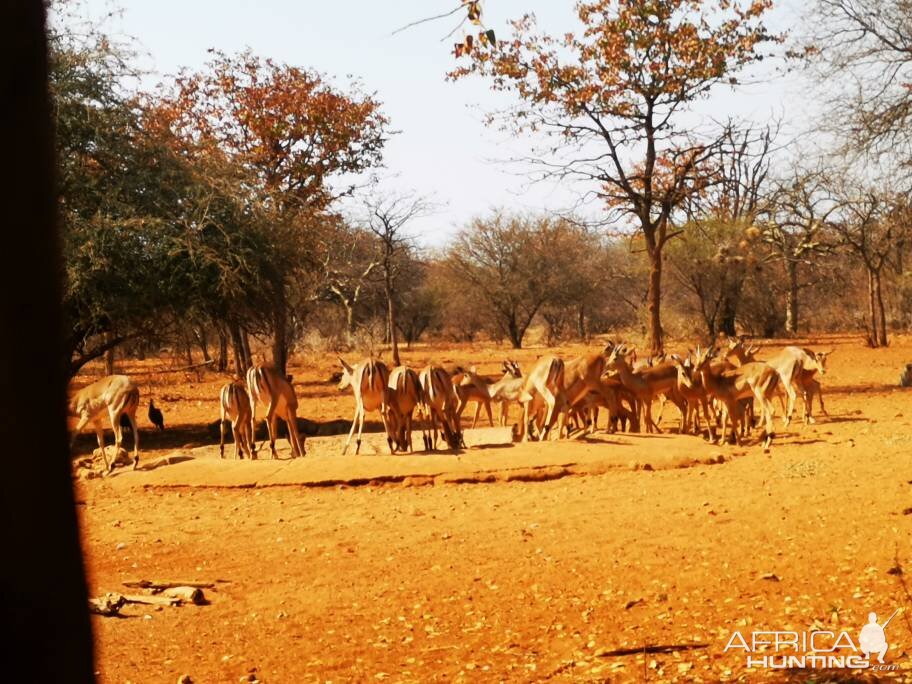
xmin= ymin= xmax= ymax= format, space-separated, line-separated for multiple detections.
xmin=419 ymin=365 xmax=462 ymax=450
xmin=219 ymin=381 xmax=254 ymax=460
xmin=338 ymin=358 xmax=397 ymax=455
xmin=247 ymin=364 xmax=305 ymax=459
xmin=69 ymin=374 xmax=140 ymax=472
xmin=483 ymin=360 xmax=525 ymax=426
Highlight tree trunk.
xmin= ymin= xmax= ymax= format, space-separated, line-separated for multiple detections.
xmin=784 ymin=261 xmax=799 ymax=335
xmin=104 ymin=347 xmax=115 ymax=376
xmin=577 ymin=305 xmax=586 ymax=340
xmin=646 ymin=248 xmax=664 ymax=355
xmin=216 ymin=327 xmax=228 ymax=372
xmin=230 ymin=323 xmax=248 ymax=376
xmin=241 ymin=328 xmax=253 ymax=369
xmin=196 ymin=327 xmax=211 ymax=362
xmin=507 ymin=316 xmax=523 ymax=349
xmin=272 ymin=293 xmax=288 ymax=376
xmin=2 ymin=4 xmax=96 ymax=677
xmin=867 ymin=268 xmax=879 ymax=347
xmin=874 ymin=268 xmax=888 ymax=347
xmin=385 ymin=275 xmax=400 ymax=366
xmin=718 ymin=287 xmax=738 ymax=337
xmin=344 ymin=300 xmax=355 ymax=347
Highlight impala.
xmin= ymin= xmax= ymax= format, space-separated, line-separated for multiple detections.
xmin=69 ymin=374 xmax=140 ymax=472
xmin=486 ymin=360 xmax=525 ymax=426
xmin=247 ymin=364 xmax=305 ymax=459
xmin=518 ymin=355 xmax=567 ymax=442
xmin=693 ymin=346 xmax=779 ymax=449
xmin=452 ymin=366 xmax=494 ymax=429
xmin=765 ymin=346 xmax=831 ymax=425
xmin=386 ymin=365 xmax=422 ymax=452
xmin=338 ymin=357 xmax=397 ymax=455
xmin=219 ymin=382 xmax=254 ymax=459
xmin=418 ymin=365 xmax=462 ymax=450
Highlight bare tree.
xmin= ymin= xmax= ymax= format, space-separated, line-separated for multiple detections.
xmin=675 ymin=126 xmax=777 ymax=336
xmin=320 ymin=219 xmax=381 ymax=345
xmin=762 ymin=169 xmax=839 ymax=334
xmin=445 ymin=213 xmax=573 ymax=349
xmin=804 ymin=0 xmax=912 ymax=170
xmin=363 ymin=193 xmax=431 ymax=365
xmin=831 ymin=186 xmax=910 ymax=346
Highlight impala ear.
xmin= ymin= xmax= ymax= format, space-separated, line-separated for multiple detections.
xmin=339 ymin=357 xmax=353 ymax=375
xmin=469 ymin=365 xmax=477 ymax=374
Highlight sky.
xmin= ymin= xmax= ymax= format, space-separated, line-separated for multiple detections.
xmin=72 ymin=0 xmax=812 ymax=246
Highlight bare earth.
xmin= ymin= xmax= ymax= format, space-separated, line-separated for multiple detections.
xmin=74 ymin=335 xmax=912 ymax=682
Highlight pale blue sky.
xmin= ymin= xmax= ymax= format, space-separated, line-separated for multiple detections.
xmin=72 ymin=0 xmax=810 ymax=246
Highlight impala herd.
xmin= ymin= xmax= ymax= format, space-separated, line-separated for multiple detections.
xmin=68 ymin=338 xmax=832 ymax=472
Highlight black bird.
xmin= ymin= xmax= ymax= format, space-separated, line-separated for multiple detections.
xmin=148 ymin=400 xmax=165 ymax=431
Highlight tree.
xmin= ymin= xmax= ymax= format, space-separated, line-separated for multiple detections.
xmin=450 ymin=0 xmax=778 ymax=353
xmin=161 ymin=51 xmax=389 ymax=373
xmin=831 ymin=188 xmax=910 ymax=346
xmin=50 ymin=15 xmax=197 ymax=378
xmin=675 ymin=127 xmax=775 ymax=336
xmin=319 ymin=218 xmax=382 ymax=345
xmin=445 ymin=213 xmax=569 ymax=349
xmin=761 ymin=170 xmax=838 ymax=335
xmin=363 ymin=194 xmax=430 ymax=366
xmin=2 ymin=2 xmax=94 ymax=680
xmin=804 ymin=0 xmax=912 ymax=169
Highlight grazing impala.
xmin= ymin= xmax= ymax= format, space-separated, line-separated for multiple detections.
xmin=419 ymin=365 xmax=462 ymax=450
xmin=219 ymin=382 xmax=254 ymax=460
xmin=69 ymin=374 xmax=140 ymax=472
xmin=518 ymin=355 xmax=567 ymax=441
xmin=247 ymin=364 xmax=305 ymax=459
xmin=386 ymin=365 xmax=423 ymax=452
xmin=338 ymin=358 xmax=397 ymax=455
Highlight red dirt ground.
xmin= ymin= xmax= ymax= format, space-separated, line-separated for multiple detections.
xmin=73 ymin=334 xmax=912 ymax=682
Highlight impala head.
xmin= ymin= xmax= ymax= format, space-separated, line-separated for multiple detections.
xmin=811 ymin=350 xmax=832 ymax=375
xmin=337 ymin=358 xmax=355 ymax=391
xmin=670 ymin=354 xmax=693 ymax=388
xmin=692 ymin=345 xmax=717 ymax=371
xmin=606 ymin=343 xmax=632 ymax=368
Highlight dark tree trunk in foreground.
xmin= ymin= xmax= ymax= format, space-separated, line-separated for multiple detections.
xmin=0 ymin=2 xmax=95 ymax=679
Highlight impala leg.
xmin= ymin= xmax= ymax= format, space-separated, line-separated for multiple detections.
xmin=484 ymin=399 xmax=494 ymax=428
xmin=471 ymin=401 xmax=481 ymax=429
xmin=92 ymin=420 xmax=111 ymax=472
xmin=287 ymin=411 xmax=304 ymax=458
xmin=521 ymin=400 xmax=532 ymax=442
xmin=127 ymin=411 xmax=139 ymax=469
xmin=355 ymin=406 xmax=367 ymax=455
xmin=219 ymin=417 xmax=227 ymax=459
xmin=249 ymin=396 xmax=259 ymax=456
xmin=782 ymin=380 xmax=798 ymax=427
xmin=342 ymin=406 xmax=360 ymax=456
xmin=264 ymin=402 xmax=279 ymax=459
